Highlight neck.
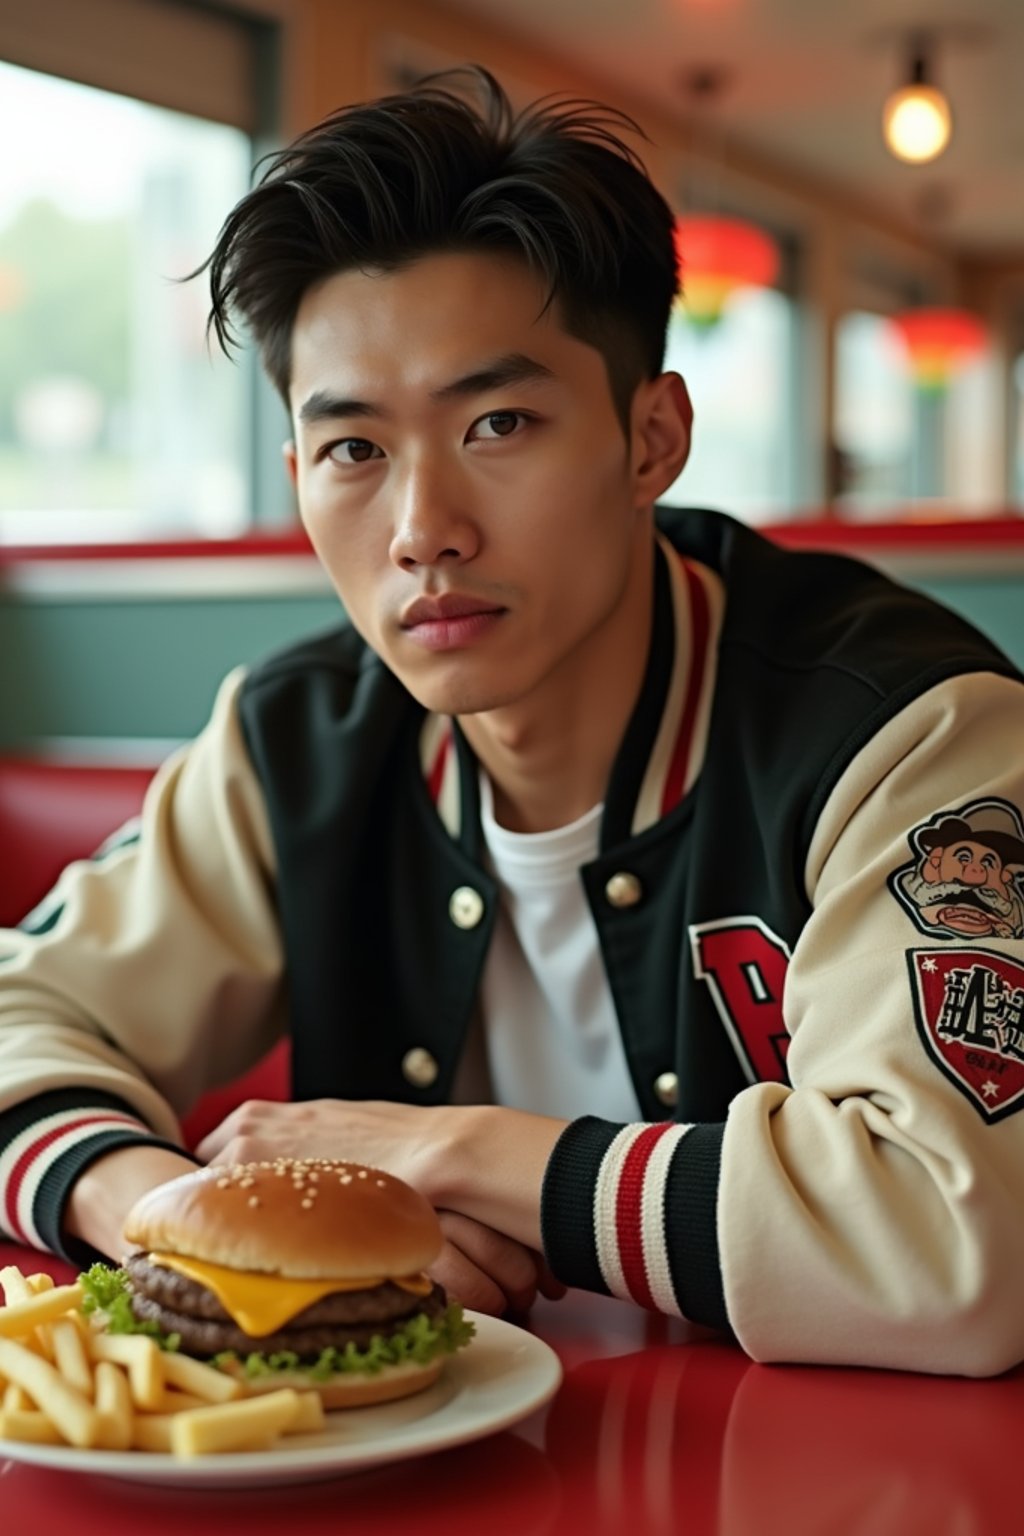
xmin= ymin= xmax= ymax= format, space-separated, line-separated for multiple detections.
xmin=459 ymin=520 xmax=656 ymax=834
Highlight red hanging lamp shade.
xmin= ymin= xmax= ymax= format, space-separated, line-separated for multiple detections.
xmin=673 ymin=215 xmax=780 ymax=327
xmin=888 ymin=307 xmax=988 ymax=392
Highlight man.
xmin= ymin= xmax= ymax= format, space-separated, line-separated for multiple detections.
xmin=2 ymin=70 xmax=1024 ymax=1373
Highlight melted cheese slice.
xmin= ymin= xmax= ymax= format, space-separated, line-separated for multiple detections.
xmin=149 ymin=1253 xmax=432 ymax=1338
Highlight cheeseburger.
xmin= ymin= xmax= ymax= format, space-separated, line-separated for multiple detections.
xmin=102 ymin=1157 xmax=471 ymax=1407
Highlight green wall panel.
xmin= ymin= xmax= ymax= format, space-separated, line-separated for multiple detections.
xmin=912 ymin=578 xmax=1024 ymax=669
xmin=0 ymin=594 xmax=342 ymax=748
xmin=0 ymin=567 xmax=1021 ymax=752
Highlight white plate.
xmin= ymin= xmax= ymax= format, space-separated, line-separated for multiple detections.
xmin=0 ymin=1312 xmax=562 ymax=1489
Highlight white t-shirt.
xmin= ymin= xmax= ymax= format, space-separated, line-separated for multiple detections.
xmin=470 ymin=771 xmax=643 ymax=1122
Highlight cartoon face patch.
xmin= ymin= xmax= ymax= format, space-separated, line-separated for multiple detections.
xmin=908 ymin=948 xmax=1024 ymax=1122
xmin=889 ymin=797 xmax=1024 ymax=942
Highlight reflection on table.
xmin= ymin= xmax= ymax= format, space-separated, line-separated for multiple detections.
xmin=1 ymin=1243 xmax=1022 ymax=1534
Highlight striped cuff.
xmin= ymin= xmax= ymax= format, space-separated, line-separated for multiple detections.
xmin=540 ymin=1116 xmax=729 ymax=1332
xmin=0 ymin=1088 xmax=193 ymax=1264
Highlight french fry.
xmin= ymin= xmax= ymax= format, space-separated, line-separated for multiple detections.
xmin=131 ymin=1412 xmax=277 ymax=1455
xmin=50 ymin=1320 xmax=93 ymax=1399
xmin=0 ymin=1337 xmax=101 ymax=1448
xmin=2 ymin=1268 xmax=58 ymax=1360
xmin=169 ymin=1389 xmax=302 ymax=1458
xmin=94 ymin=1361 xmax=133 ymax=1451
xmin=0 ymin=1283 xmax=84 ymax=1338
xmin=158 ymin=1390 xmax=211 ymax=1413
xmin=0 ymin=1408 xmax=65 ymax=1445
xmin=286 ymin=1392 xmax=326 ymax=1434
xmin=130 ymin=1413 xmax=175 ymax=1454
xmin=161 ymin=1350 xmax=244 ymax=1404
xmin=0 ymin=1265 xmax=333 ymax=1461
xmin=0 ymin=1267 xmax=33 ymax=1305
xmin=87 ymin=1334 xmax=165 ymax=1411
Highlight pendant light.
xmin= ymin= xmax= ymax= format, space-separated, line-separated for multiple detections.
xmin=882 ymin=35 xmax=953 ymax=164
xmin=673 ymin=216 xmax=780 ymax=328
xmin=888 ymin=307 xmax=987 ymax=392
xmin=672 ymin=67 xmax=780 ymax=328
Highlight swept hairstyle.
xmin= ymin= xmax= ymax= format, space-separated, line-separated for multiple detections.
xmin=200 ymin=66 xmax=681 ymax=431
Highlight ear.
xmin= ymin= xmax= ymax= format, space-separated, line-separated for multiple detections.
xmin=629 ymin=373 xmax=693 ymax=508
xmin=282 ymin=441 xmax=298 ymax=487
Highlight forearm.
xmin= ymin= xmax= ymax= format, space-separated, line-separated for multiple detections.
xmin=63 ymin=1143 xmax=200 ymax=1263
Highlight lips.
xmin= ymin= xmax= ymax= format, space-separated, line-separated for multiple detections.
xmin=398 ymin=592 xmax=507 ymax=653
xmin=400 ymin=593 xmax=505 ymax=628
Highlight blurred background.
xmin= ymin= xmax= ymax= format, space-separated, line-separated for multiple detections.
xmin=1 ymin=0 xmax=1022 ymax=752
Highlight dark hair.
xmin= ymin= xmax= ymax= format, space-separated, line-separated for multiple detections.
xmin=199 ymin=67 xmax=679 ymax=431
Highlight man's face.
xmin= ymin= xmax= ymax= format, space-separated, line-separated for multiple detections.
xmin=286 ymin=251 xmax=680 ymax=718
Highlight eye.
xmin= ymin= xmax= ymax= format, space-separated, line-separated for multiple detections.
xmin=468 ymin=411 xmax=528 ymax=442
xmin=325 ymin=438 xmax=384 ymax=465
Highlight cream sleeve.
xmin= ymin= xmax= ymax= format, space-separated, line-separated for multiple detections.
xmin=719 ymin=669 xmax=1024 ymax=1374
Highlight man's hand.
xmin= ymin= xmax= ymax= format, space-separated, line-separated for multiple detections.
xmin=433 ymin=1211 xmax=566 ymax=1314
xmin=194 ymin=1097 xmax=569 ymax=1314
xmin=194 ymin=1096 xmax=452 ymax=1191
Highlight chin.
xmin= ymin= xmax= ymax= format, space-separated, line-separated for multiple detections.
xmin=400 ymin=667 xmax=531 ymax=719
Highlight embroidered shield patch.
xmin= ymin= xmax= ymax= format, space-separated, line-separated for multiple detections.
xmin=907 ymin=947 xmax=1024 ymax=1122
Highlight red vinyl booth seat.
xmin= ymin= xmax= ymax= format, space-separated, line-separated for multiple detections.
xmin=0 ymin=755 xmax=288 ymax=1148
xmin=0 ymin=758 xmax=155 ymax=928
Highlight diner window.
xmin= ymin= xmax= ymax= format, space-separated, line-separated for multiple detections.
xmin=944 ymin=345 xmax=1004 ymax=515
xmin=835 ymin=309 xmax=1004 ymax=518
xmin=0 ymin=1 xmax=282 ymax=544
xmin=662 ymin=285 xmax=798 ymax=524
xmin=833 ymin=310 xmax=917 ymax=518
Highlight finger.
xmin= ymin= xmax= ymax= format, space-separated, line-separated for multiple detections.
xmin=193 ymin=1101 xmax=277 ymax=1164
xmin=429 ymin=1243 xmax=507 ymax=1316
xmin=534 ymin=1258 xmax=569 ymax=1301
xmin=437 ymin=1213 xmax=539 ymax=1312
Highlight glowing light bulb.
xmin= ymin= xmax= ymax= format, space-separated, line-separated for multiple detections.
xmin=882 ymin=83 xmax=952 ymax=164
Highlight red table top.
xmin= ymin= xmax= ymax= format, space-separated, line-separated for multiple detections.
xmin=2 ymin=1242 xmax=1023 ymax=1534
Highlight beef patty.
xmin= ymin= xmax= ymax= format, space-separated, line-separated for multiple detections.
xmin=123 ymin=1253 xmax=446 ymax=1358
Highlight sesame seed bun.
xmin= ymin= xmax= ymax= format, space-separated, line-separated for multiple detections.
xmin=124 ymin=1158 xmax=444 ymax=1281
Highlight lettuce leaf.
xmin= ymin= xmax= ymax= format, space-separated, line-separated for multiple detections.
xmin=80 ymin=1262 xmax=181 ymax=1351
xmin=234 ymin=1304 xmax=475 ymax=1380
xmin=79 ymin=1263 xmax=474 ymax=1378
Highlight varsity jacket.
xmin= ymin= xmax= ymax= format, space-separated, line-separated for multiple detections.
xmin=2 ymin=506 xmax=1024 ymax=1374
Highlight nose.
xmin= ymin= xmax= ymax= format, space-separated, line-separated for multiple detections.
xmin=388 ymin=459 xmax=479 ymax=571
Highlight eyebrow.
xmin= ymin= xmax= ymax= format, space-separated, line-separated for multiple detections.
xmin=297 ymin=352 xmax=556 ymax=427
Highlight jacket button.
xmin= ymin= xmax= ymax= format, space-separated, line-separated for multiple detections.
xmin=402 ymin=1047 xmax=439 ymax=1089
xmin=654 ymin=1071 xmax=679 ymax=1107
xmin=449 ymin=886 xmax=485 ymax=929
xmin=605 ymin=871 xmax=642 ymax=909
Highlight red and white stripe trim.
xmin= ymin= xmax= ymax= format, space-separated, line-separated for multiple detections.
xmin=0 ymin=1108 xmax=150 ymax=1249
xmin=592 ymin=1121 xmax=693 ymax=1315
xmin=632 ymin=545 xmax=722 ymax=835
xmin=419 ymin=714 xmax=459 ymax=835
